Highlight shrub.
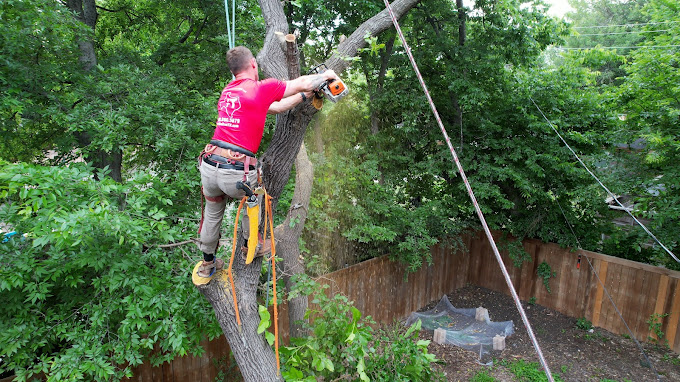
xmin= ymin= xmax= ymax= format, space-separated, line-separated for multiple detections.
xmin=281 ymin=276 xmax=443 ymax=381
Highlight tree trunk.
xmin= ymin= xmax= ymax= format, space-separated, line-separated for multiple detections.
xmin=274 ymin=144 xmax=313 ymax=338
xmin=370 ymin=31 xmax=396 ymax=135
xmin=196 ymin=0 xmax=422 ymax=379
xmin=68 ymin=0 xmax=98 ymax=70
xmin=67 ymin=0 xmax=123 ymax=182
xmin=456 ymin=0 xmax=466 ymax=46
xmin=195 ymin=257 xmax=278 ymax=381
xmin=454 ymin=0 xmax=465 ymax=152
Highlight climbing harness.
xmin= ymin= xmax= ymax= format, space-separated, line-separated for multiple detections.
xmin=382 ymin=1 xmax=555 ymax=381
xmin=195 ymin=140 xmax=281 ymax=373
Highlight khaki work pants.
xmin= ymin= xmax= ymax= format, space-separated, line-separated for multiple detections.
xmin=198 ymin=160 xmax=258 ymax=255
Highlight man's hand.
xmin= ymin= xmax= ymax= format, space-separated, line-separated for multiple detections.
xmin=283 ymin=69 xmax=341 ymax=98
xmin=322 ymin=69 xmax=338 ymax=82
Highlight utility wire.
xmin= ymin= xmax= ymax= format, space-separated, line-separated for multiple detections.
xmin=383 ymin=1 xmax=555 ymax=381
xmin=527 ymin=97 xmax=679 ymax=264
xmin=554 ymin=199 xmax=662 ymax=381
xmin=558 ymin=45 xmax=680 ymax=50
xmin=573 ymin=20 xmax=680 ymax=29
xmin=575 ymin=29 xmax=670 ymax=36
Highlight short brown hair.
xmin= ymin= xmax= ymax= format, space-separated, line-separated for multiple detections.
xmin=226 ymin=46 xmax=254 ymax=75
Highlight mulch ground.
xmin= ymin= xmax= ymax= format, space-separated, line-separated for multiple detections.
xmin=418 ymin=285 xmax=680 ymax=381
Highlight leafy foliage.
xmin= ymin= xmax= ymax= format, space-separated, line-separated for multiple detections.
xmin=536 ymin=261 xmax=556 ymax=293
xmin=575 ymin=317 xmax=593 ymax=331
xmin=0 ymin=163 xmax=217 ymax=381
xmin=281 ymin=276 xmax=443 ymax=381
xmin=0 ymin=0 xmax=85 ymax=161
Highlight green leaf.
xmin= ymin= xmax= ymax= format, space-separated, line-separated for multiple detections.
xmin=351 ymin=306 xmax=361 ymax=323
xmin=405 ymin=319 xmax=421 ymax=338
xmin=265 ymin=331 xmax=275 ymax=346
xmin=257 ymin=305 xmax=271 ymax=334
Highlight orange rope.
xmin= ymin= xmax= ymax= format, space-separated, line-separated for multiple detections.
xmin=265 ymin=193 xmax=280 ymax=375
xmin=227 ymin=192 xmax=279 ymax=373
xmin=228 ymin=197 xmax=246 ymax=328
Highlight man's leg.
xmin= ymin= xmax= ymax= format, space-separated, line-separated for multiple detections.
xmin=199 ymin=196 xmax=227 ymax=258
xmin=197 ymin=162 xmax=229 ymax=277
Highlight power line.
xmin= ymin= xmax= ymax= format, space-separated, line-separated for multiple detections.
xmin=526 ymin=97 xmax=680 ymax=265
xmin=383 ymin=1 xmax=556 ymax=381
xmin=575 ymin=29 xmax=670 ymax=36
xmin=573 ymin=20 xmax=680 ymax=29
xmin=557 ymin=44 xmax=680 ymax=50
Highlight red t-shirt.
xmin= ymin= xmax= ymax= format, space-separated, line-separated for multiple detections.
xmin=212 ymin=78 xmax=287 ymax=153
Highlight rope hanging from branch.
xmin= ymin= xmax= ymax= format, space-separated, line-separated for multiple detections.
xmin=224 ymin=0 xmax=236 ymax=49
xmin=381 ymin=1 xmax=555 ymax=381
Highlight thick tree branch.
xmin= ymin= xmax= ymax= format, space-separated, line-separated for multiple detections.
xmin=326 ymin=0 xmax=422 ymax=73
xmin=256 ymin=0 xmax=290 ymax=79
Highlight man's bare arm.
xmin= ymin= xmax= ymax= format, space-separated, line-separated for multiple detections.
xmin=267 ymin=91 xmax=313 ymax=115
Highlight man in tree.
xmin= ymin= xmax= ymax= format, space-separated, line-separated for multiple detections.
xmin=197 ymin=46 xmax=338 ymax=277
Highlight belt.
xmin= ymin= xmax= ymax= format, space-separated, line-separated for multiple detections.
xmin=203 ymin=156 xmax=255 ymax=171
xmin=204 ymin=142 xmax=257 ymax=168
xmin=210 ymin=140 xmax=255 ymax=157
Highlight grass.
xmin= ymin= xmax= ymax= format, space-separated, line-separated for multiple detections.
xmin=499 ymin=359 xmax=564 ymax=382
xmin=470 ymin=369 xmax=496 ymax=382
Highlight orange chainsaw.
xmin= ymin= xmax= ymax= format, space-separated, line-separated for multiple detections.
xmin=309 ymin=63 xmax=349 ymax=103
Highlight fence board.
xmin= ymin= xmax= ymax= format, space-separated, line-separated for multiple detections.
xmin=603 ymin=263 xmax=623 ymax=335
xmin=591 ymin=259 xmax=608 ymax=327
xmin=621 ymin=265 xmax=639 ymax=337
xmin=630 ymin=268 xmax=650 ymax=338
xmin=519 ymin=240 xmax=536 ymax=301
xmin=667 ymin=280 xmax=680 ymax=351
xmin=555 ymin=251 xmax=573 ymax=316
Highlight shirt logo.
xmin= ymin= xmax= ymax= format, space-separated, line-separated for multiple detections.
xmin=219 ymin=92 xmax=241 ymax=118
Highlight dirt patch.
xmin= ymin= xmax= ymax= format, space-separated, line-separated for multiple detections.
xmin=418 ymin=285 xmax=680 ymax=381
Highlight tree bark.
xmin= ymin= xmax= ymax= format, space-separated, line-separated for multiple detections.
xmin=456 ymin=0 xmax=466 ymax=46
xmin=274 ymin=144 xmax=313 ymax=338
xmin=195 ymin=257 xmax=278 ymax=381
xmin=196 ymin=0 xmax=422 ymax=379
xmin=67 ymin=0 xmax=123 ymax=182
xmin=454 ymin=0 xmax=465 ymax=152
xmin=68 ymin=0 xmax=98 ymax=71
xmin=370 ymin=31 xmax=396 ymax=135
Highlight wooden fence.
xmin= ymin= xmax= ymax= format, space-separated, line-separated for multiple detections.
xmin=125 ymin=336 xmax=234 ymax=382
xmin=123 ymin=232 xmax=680 ymax=380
